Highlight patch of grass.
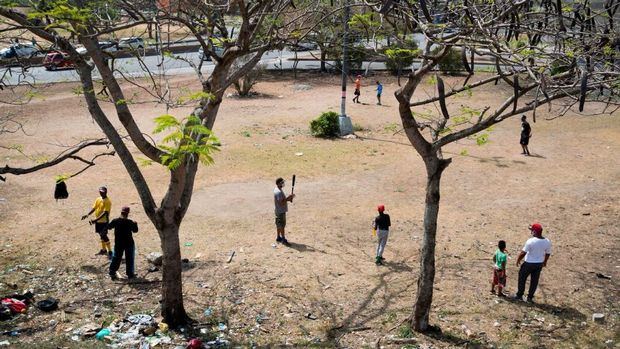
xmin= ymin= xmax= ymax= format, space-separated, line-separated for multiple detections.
xmin=240 ymin=131 xmax=251 ymax=137
xmin=382 ymin=311 xmax=397 ymax=325
xmin=353 ymin=123 xmax=367 ymax=132
xmin=398 ymin=324 xmax=414 ymax=338
xmin=383 ymin=122 xmax=399 ymax=133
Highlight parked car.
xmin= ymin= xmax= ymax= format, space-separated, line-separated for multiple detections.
xmin=43 ymin=51 xmax=75 ymax=70
xmin=75 ymin=41 xmax=119 ymax=55
xmin=198 ymin=45 xmax=224 ymax=61
xmin=288 ymin=41 xmax=318 ymax=51
xmin=0 ymin=43 xmax=39 ymax=59
xmin=118 ymin=37 xmax=145 ymax=51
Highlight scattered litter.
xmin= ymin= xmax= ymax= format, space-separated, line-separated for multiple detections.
xmin=218 ymin=323 xmax=227 ymax=331
xmin=147 ymin=266 xmax=160 ymax=273
xmin=596 ymin=273 xmax=611 ymax=280
xmin=158 ymin=322 xmax=168 ymax=333
xmin=0 ymin=340 xmax=9 ymax=346
xmin=127 ymin=314 xmax=154 ymax=326
xmin=184 ymin=242 xmax=193 ymax=247
xmin=227 ymin=251 xmax=235 ymax=263
xmin=271 ymin=243 xmax=277 ymax=248
xmin=147 ymin=252 xmax=163 ymax=266
xmin=204 ymin=307 xmax=213 ymax=317
xmin=295 ymin=152 xmax=304 ymax=156
xmin=592 ymin=313 xmax=605 ymax=323
xmin=187 ymin=338 xmax=203 ymax=349
xmin=582 ymin=212 xmax=591 ymax=216
xmin=293 ymin=84 xmax=312 ymax=91
xmin=36 ymin=298 xmax=59 ymax=312
xmin=95 ymin=328 xmax=110 ymax=341
xmin=306 ymin=313 xmax=318 ymax=320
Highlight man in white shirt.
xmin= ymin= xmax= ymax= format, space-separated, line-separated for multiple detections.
xmin=515 ymin=223 xmax=552 ymax=302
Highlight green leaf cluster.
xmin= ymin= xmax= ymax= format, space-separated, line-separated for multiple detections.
xmin=154 ymin=114 xmax=220 ymax=170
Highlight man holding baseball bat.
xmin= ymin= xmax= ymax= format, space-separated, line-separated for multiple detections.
xmin=274 ymin=177 xmax=295 ymax=246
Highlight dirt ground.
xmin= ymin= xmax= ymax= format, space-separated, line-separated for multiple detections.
xmin=0 ymin=72 xmax=619 ymax=349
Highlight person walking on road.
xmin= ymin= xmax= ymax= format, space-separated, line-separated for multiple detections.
xmin=515 ymin=223 xmax=551 ymax=302
xmin=81 ymin=186 xmax=112 ymax=258
xmin=375 ymin=81 xmax=383 ymax=105
xmin=520 ymin=115 xmax=532 ymax=155
xmin=108 ymin=206 xmax=139 ymax=281
xmin=353 ymin=75 xmax=362 ymax=104
xmin=373 ymin=205 xmax=391 ymax=265
xmin=274 ymin=177 xmax=295 ymax=246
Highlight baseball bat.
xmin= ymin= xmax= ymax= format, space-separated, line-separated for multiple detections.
xmin=291 ymin=174 xmax=296 ymax=202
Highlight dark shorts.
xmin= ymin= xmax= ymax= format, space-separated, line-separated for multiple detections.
xmin=275 ymin=213 xmax=286 ymax=229
xmin=95 ymin=222 xmax=110 ymax=242
xmin=354 ymin=89 xmax=360 ymax=96
xmin=520 ymin=135 xmax=529 ymax=145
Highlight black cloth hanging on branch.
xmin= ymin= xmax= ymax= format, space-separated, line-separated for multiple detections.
xmin=54 ymin=180 xmax=69 ymax=200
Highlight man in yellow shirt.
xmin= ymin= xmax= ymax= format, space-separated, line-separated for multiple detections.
xmin=81 ymin=186 xmax=112 ymax=258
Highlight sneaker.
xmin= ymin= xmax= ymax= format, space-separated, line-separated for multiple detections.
xmin=513 ymin=295 xmax=524 ymax=301
xmin=96 ymin=249 xmax=107 ymax=256
xmin=276 ymin=236 xmax=283 ymax=243
xmin=375 ymin=257 xmax=383 ymax=265
xmin=127 ymin=274 xmax=137 ymax=280
xmin=526 ymin=298 xmax=535 ymax=303
xmin=110 ymin=274 xmax=118 ymax=281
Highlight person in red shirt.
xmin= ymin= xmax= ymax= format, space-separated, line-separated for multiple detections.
xmin=353 ymin=75 xmax=362 ymax=103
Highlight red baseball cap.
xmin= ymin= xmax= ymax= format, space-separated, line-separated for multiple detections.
xmin=377 ymin=204 xmax=385 ymax=212
xmin=529 ymin=223 xmax=543 ymax=233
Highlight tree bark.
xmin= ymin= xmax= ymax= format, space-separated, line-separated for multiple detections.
xmin=411 ymin=156 xmax=450 ymax=331
xmin=158 ymin=220 xmax=189 ymax=327
xmin=320 ymin=49 xmax=327 ymax=72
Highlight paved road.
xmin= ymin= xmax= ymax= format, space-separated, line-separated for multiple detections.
xmin=0 ymin=49 xmax=342 ymax=86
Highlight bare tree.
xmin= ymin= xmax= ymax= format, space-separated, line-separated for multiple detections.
xmin=375 ymin=0 xmax=619 ymax=332
xmin=0 ymin=0 xmax=320 ymax=326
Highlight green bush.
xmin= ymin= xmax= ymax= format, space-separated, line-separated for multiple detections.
xmin=310 ymin=111 xmax=340 ymax=138
xmin=385 ymin=48 xmax=420 ymax=75
xmin=434 ymin=47 xmax=464 ymax=75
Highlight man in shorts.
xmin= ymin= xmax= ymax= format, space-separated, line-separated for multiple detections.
xmin=274 ymin=177 xmax=295 ymax=246
xmin=520 ymin=115 xmax=532 ymax=155
xmin=82 ymin=186 xmax=112 ymax=258
xmin=353 ymin=75 xmax=362 ymax=104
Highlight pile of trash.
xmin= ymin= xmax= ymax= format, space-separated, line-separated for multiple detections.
xmin=72 ymin=314 xmax=173 ymax=347
xmin=71 ymin=313 xmax=230 ymax=348
xmin=1 ymin=290 xmax=58 ymax=321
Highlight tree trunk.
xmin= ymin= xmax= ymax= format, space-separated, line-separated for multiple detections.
xmin=320 ymin=49 xmax=327 ymax=72
xmin=411 ymin=156 xmax=450 ymax=331
xmin=159 ymin=221 xmax=189 ymax=327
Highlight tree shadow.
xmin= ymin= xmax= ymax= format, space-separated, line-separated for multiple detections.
xmin=357 ymin=135 xmax=412 ymax=147
xmin=325 ymin=260 xmax=416 ymax=347
xmin=421 ymin=327 xmax=488 ymax=349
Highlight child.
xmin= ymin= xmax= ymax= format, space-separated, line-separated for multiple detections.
xmin=373 ymin=205 xmax=391 ymax=265
xmin=491 ymin=240 xmax=507 ymax=296
xmin=375 ymin=81 xmax=383 ymax=105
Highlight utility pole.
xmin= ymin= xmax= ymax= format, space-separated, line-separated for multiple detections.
xmin=339 ymin=0 xmax=353 ymax=136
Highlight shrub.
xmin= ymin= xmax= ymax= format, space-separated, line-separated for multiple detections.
xmin=383 ymin=39 xmax=419 ymax=75
xmin=310 ymin=111 xmax=340 ymax=138
xmin=434 ymin=47 xmax=464 ymax=75
xmin=385 ymin=47 xmax=420 ymax=75
xmin=329 ymin=44 xmax=368 ymax=73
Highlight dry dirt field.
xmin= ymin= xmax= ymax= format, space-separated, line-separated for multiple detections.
xmin=0 ymin=72 xmax=619 ymax=349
